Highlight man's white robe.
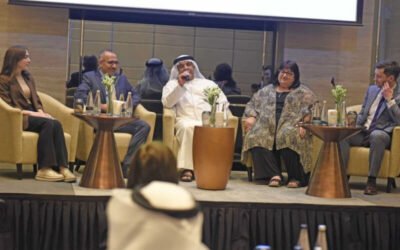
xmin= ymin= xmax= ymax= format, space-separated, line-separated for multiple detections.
xmin=162 ymin=78 xmax=228 ymax=169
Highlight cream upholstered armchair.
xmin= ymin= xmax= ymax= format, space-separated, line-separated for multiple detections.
xmin=0 ymin=92 xmax=80 ymax=179
xmin=75 ymin=104 xmax=156 ymax=165
xmin=162 ymin=107 xmax=238 ymax=157
xmin=346 ymin=105 xmax=400 ymax=192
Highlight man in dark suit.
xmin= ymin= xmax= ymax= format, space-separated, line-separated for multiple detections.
xmin=341 ymin=61 xmax=400 ymax=195
xmin=75 ymin=49 xmax=150 ymax=177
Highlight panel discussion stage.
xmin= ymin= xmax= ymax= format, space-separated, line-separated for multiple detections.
xmin=0 ymin=167 xmax=399 ymax=250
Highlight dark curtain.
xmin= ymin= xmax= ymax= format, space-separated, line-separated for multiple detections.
xmin=1 ymin=194 xmax=400 ymax=250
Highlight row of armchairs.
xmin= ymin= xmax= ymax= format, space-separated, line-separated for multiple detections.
xmin=0 ymin=91 xmax=156 ymax=179
xmin=1 ymin=92 xmax=399 ymax=193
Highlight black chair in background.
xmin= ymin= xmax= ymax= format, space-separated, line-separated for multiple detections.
xmin=66 ymin=87 xmax=77 ymax=108
xmin=140 ymin=99 xmax=163 ymax=141
xmin=227 ymin=95 xmax=252 ymax=180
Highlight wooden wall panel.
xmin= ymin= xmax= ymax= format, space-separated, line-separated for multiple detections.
xmin=0 ymin=0 xmax=68 ymax=102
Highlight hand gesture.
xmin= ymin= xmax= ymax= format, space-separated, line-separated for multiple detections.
xmin=178 ymin=71 xmax=191 ymax=86
xmin=382 ymin=82 xmax=393 ymax=101
xmin=244 ymin=117 xmax=256 ymax=132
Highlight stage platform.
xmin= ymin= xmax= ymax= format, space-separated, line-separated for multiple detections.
xmin=1 ymin=163 xmax=400 ymax=250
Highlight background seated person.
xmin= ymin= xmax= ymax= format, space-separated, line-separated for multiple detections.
xmin=250 ymin=65 xmax=275 ymax=95
xmin=242 ymin=60 xmax=316 ymax=188
xmin=66 ymin=55 xmax=97 ymax=88
xmin=162 ymin=55 xmax=228 ymax=182
xmin=74 ymin=49 xmax=150 ymax=177
xmin=213 ymin=63 xmax=241 ymax=95
xmin=340 ymin=61 xmax=400 ymax=195
xmin=126 ymin=142 xmax=179 ymax=188
xmin=0 ymin=45 xmax=76 ymax=182
xmin=136 ymin=57 xmax=169 ymax=100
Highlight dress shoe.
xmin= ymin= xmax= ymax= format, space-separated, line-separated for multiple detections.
xmin=60 ymin=167 xmax=77 ymax=183
xmin=364 ymin=183 xmax=378 ymax=195
xmin=35 ymin=168 xmax=64 ymax=182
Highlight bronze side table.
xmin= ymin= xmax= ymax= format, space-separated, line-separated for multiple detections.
xmin=301 ymin=124 xmax=361 ymax=198
xmin=73 ymin=113 xmax=136 ymax=189
xmin=192 ymin=126 xmax=235 ymax=190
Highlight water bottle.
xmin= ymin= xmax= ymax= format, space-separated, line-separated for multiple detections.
xmin=254 ymin=245 xmax=271 ymax=250
xmin=314 ymin=224 xmax=328 ymax=250
xmin=125 ymin=91 xmax=133 ymax=117
xmin=296 ymin=224 xmax=310 ymax=250
xmin=86 ymin=91 xmax=94 ymax=114
xmin=320 ymin=100 xmax=327 ymax=125
xmin=93 ymin=90 xmax=101 ymax=115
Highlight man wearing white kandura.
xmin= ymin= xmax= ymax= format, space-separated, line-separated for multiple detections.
xmin=162 ymin=55 xmax=228 ymax=182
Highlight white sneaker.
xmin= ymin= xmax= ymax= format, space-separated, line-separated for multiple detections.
xmin=35 ymin=168 xmax=64 ymax=182
xmin=60 ymin=167 xmax=77 ymax=183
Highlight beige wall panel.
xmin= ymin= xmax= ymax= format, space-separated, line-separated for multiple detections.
xmin=84 ymin=30 xmax=112 ymax=42
xmin=70 ymin=28 xmax=82 ymax=40
xmin=235 ymin=30 xmax=264 ymax=39
xmin=195 ymin=28 xmax=234 ymax=38
xmin=113 ymin=44 xmax=153 ymax=68
xmin=155 ymin=25 xmax=194 ymax=36
xmin=84 ymin=21 xmax=113 ymax=31
xmin=154 ymin=45 xmax=195 ymax=69
xmin=194 ymin=48 xmax=233 ymax=72
xmin=113 ymin=31 xmax=154 ymax=44
xmin=113 ymin=23 xmax=155 ymax=32
xmin=83 ymin=42 xmax=112 ymax=54
xmin=233 ymin=50 xmax=264 ymax=73
xmin=234 ymin=39 xmax=264 ymax=51
xmin=0 ymin=1 xmax=68 ymax=101
xmin=281 ymin=0 xmax=376 ymax=107
xmin=155 ymin=33 xmax=194 ymax=47
xmin=195 ymin=36 xmax=234 ymax=50
xmin=118 ymin=68 xmax=144 ymax=86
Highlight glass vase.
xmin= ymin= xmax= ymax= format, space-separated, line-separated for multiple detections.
xmin=107 ymin=94 xmax=113 ymax=115
xmin=210 ymin=103 xmax=217 ymax=127
xmin=335 ymin=101 xmax=346 ymax=126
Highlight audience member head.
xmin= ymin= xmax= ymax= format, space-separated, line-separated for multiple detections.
xmin=82 ymin=55 xmax=98 ymax=72
xmin=107 ymin=181 xmax=206 ymax=250
xmin=141 ymin=58 xmax=169 ymax=85
xmin=262 ymin=65 xmax=274 ymax=84
xmin=0 ymin=45 xmax=30 ymax=78
xmin=375 ymin=61 xmax=400 ymax=88
xmin=274 ymin=60 xmax=300 ymax=89
xmin=213 ymin=63 xmax=236 ymax=86
xmin=127 ymin=142 xmax=178 ymax=189
xmin=170 ymin=54 xmax=205 ymax=81
xmin=98 ymin=49 xmax=119 ymax=76
xmin=137 ymin=58 xmax=169 ymax=99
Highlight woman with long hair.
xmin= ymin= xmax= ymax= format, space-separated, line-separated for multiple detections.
xmin=0 ymin=45 xmax=76 ymax=182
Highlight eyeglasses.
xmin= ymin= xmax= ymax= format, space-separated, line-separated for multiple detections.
xmin=106 ymin=60 xmax=119 ymax=65
xmin=279 ymin=70 xmax=294 ymax=77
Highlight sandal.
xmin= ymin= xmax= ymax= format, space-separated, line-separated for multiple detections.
xmin=180 ymin=169 xmax=195 ymax=182
xmin=268 ymin=176 xmax=281 ymax=187
xmin=287 ymin=180 xmax=301 ymax=188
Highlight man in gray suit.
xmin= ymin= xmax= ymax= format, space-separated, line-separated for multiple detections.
xmin=75 ymin=50 xmax=150 ymax=177
xmin=341 ymin=61 xmax=400 ymax=195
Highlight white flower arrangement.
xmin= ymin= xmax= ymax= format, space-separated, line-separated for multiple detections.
xmin=102 ymin=75 xmax=116 ymax=93
xmin=331 ymin=85 xmax=347 ymax=104
xmin=203 ymin=86 xmax=221 ymax=106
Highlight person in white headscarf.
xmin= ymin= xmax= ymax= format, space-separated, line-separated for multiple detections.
xmin=107 ymin=181 xmax=208 ymax=250
xmin=162 ymin=55 xmax=228 ymax=182
xmin=136 ymin=58 xmax=169 ymax=100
